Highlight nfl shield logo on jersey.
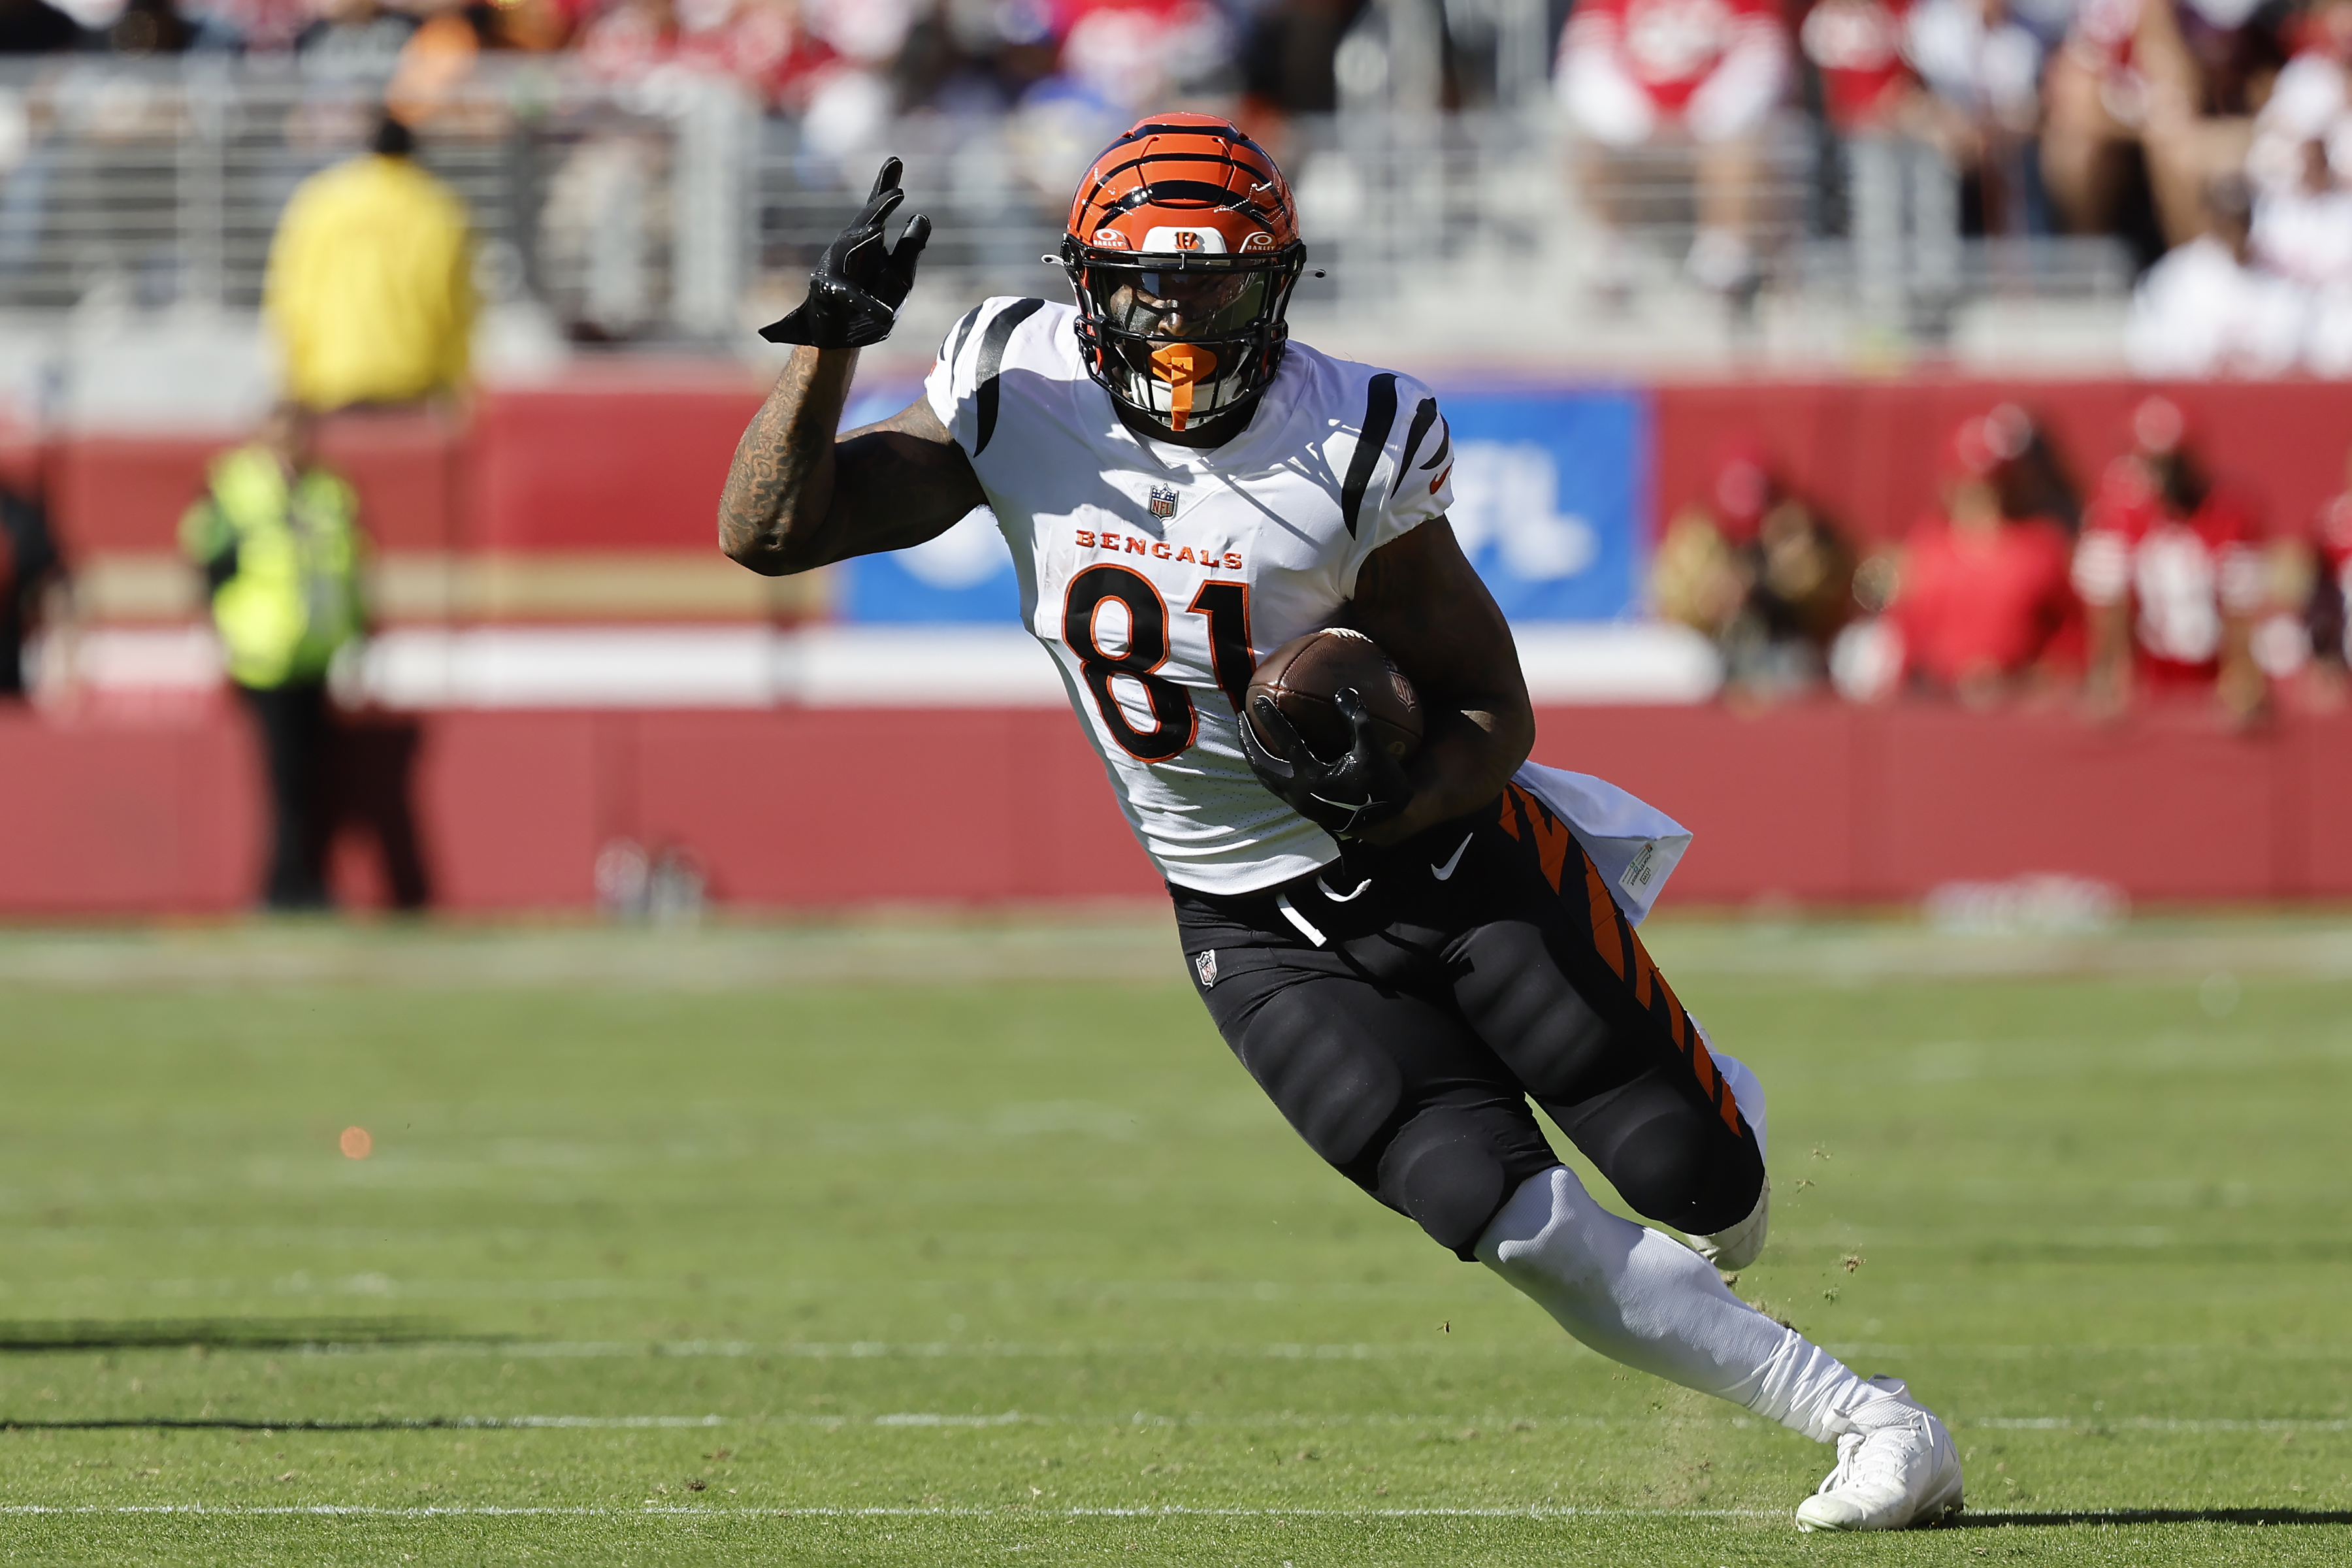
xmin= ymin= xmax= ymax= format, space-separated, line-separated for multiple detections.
xmin=1149 ymin=485 xmax=1179 ymax=519
xmin=1194 ymin=949 xmax=1217 ymax=988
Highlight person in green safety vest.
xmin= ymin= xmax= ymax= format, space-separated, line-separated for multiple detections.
xmin=181 ymin=404 xmax=367 ymax=910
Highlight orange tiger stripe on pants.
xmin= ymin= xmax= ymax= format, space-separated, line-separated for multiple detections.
xmin=1503 ymin=783 xmax=1742 ymax=1138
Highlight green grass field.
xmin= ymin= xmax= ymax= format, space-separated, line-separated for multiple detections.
xmin=1 ymin=913 xmax=2348 ymax=1565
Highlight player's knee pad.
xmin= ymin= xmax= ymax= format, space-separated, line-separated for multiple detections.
xmin=1605 ymin=1096 xmax=1765 ymax=1239
xmin=1375 ymin=1109 xmax=1519 ymax=1260
xmin=1692 ymin=1173 xmax=1771 ymax=1271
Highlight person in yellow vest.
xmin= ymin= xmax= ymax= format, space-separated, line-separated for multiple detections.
xmin=264 ymin=113 xmax=474 ymax=412
xmin=182 ymin=405 xmax=367 ymax=911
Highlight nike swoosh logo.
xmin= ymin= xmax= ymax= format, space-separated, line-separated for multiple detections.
xmin=1429 ymin=834 xmax=1474 ymax=881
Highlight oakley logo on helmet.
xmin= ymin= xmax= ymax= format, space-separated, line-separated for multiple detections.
xmin=1059 ymin=112 xmax=1307 ymax=436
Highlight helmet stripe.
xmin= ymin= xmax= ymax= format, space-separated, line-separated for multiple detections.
xmin=1104 ymin=179 xmax=1273 ymax=220
xmin=1110 ymin=122 xmax=1277 ymax=161
xmin=1077 ymin=157 xmax=1272 ymax=212
xmin=1073 ymin=160 xmax=1281 ymax=231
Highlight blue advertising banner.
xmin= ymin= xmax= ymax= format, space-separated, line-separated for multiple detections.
xmin=1435 ymin=388 xmax=1650 ymax=624
xmin=839 ymin=385 xmax=1650 ymax=625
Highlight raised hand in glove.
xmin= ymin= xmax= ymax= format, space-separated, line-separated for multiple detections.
xmin=759 ymin=157 xmax=932 ymax=349
xmin=1237 ymin=688 xmax=1415 ymax=840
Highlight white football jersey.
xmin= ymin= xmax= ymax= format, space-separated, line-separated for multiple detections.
xmin=923 ymin=296 xmax=1455 ymax=895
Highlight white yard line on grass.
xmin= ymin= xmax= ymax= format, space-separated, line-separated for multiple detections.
xmin=309 ymin=1337 xmax=2352 ymax=1362
xmin=16 ymin=1411 xmax=2347 ymax=1434
xmin=0 ymin=1503 xmax=1782 ymax=1519
xmin=3 ymin=1502 xmax=2342 ymax=1524
xmin=1972 ymin=1417 xmax=2352 ymax=1432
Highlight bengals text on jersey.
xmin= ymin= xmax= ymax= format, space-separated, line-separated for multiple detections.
xmin=922 ymin=295 xmax=1454 ymax=894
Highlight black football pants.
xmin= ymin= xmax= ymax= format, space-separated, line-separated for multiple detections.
xmin=1172 ymin=780 xmax=1763 ymax=1260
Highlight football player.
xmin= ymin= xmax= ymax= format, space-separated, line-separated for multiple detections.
xmin=718 ymin=116 xmax=1962 ymax=1531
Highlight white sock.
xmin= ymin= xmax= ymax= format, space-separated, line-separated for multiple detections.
xmin=1477 ymin=1166 xmax=1876 ymax=1443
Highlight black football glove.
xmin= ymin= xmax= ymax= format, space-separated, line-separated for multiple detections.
xmin=759 ymin=157 xmax=932 ymax=349
xmin=1237 ymin=687 xmax=1414 ymax=840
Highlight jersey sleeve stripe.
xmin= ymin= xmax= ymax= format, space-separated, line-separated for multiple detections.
xmin=972 ymin=297 xmax=1048 ymax=457
xmin=1420 ymin=419 xmax=1451 ymax=471
xmin=942 ymin=307 xmax=981 ymax=376
xmin=1339 ymin=372 xmax=1399 ymax=538
xmin=1389 ymin=396 xmax=1440 ymax=498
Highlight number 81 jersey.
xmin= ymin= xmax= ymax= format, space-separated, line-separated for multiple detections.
xmin=923 ymin=296 xmax=1455 ymax=896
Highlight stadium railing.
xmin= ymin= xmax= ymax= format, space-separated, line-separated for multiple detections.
xmin=0 ymin=58 xmax=2131 ymax=363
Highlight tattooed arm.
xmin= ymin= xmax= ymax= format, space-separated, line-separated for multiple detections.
xmin=717 ymin=346 xmax=987 ymax=577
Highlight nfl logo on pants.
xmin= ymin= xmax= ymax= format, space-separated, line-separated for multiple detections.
xmin=1149 ymin=485 xmax=1178 ymax=519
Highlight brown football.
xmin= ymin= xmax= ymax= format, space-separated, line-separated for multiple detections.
xmin=1245 ymin=627 xmax=1424 ymax=764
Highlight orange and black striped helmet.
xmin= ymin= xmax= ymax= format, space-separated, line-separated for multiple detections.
xmin=1059 ymin=114 xmax=1307 ymax=435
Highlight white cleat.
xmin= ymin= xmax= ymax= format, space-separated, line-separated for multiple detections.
xmin=1690 ymin=1175 xmax=1769 ymax=1272
xmin=1794 ymin=1377 xmax=1965 ymax=1531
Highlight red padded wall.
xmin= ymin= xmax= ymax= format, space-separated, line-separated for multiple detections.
xmin=50 ymin=414 xmax=465 ymax=560
xmin=44 ymin=377 xmax=2352 ymax=564
xmin=468 ymin=383 xmax=764 ymax=553
xmin=623 ymin=710 xmax=1156 ymax=905
xmin=0 ymin=706 xmax=255 ymax=913
xmin=1526 ymin=705 xmax=1864 ymax=902
xmin=3 ymin=702 xmax=2344 ymax=914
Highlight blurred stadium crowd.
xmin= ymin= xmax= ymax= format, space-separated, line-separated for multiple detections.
xmin=1658 ymin=395 xmax=2352 ymax=715
xmin=1 ymin=0 xmax=2351 ymax=366
xmin=8 ymin=0 xmax=2352 ymax=768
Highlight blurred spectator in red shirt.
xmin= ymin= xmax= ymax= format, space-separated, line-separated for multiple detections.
xmin=576 ymin=0 xmax=679 ymax=77
xmin=1555 ymin=0 xmax=1793 ymax=297
xmin=579 ymin=0 xmax=828 ymax=103
xmin=1653 ymin=439 xmax=1857 ymax=698
xmin=1804 ymin=0 xmax=2046 ymax=235
xmin=1883 ymin=407 xmax=2081 ymax=706
xmin=1803 ymin=0 xmax=1919 ymax=133
xmin=2072 ymin=395 xmax=2270 ymax=721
